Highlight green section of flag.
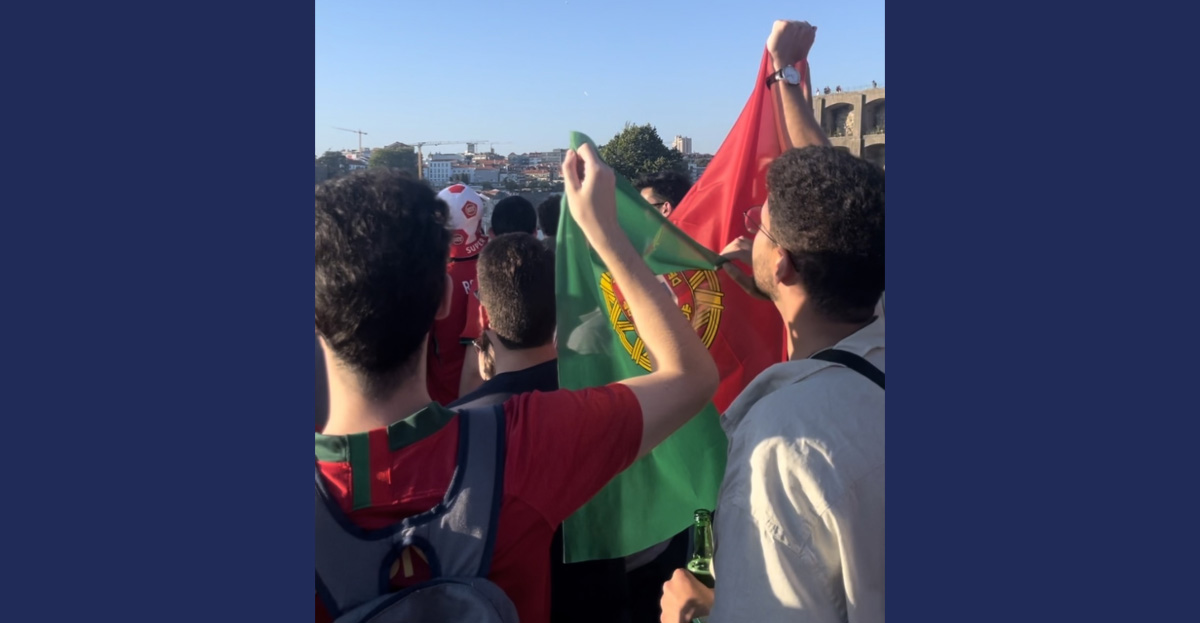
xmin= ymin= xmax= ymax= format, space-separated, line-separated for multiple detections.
xmin=556 ymin=131 xmax=729 ymax=562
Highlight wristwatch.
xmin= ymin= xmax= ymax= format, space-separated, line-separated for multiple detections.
xmin=766 ymin=65 xmax=801 ymax=87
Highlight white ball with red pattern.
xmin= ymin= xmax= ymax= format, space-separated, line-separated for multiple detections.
xmin=437 ymin=184 xmax=489 ymax=259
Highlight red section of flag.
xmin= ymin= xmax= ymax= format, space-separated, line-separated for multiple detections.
xmin=669 ymin=49 xmax=802 ymax=412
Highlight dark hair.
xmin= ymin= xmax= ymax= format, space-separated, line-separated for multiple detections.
xmin=766 ymin=146 xmax=884 ymax=323
xmin=315 ymin=168 xmax=450 ymax=400
xmin=536 ymin=195 xmax=561 ymax=237
xmin=634 ymin=170 xmax=693 ymax=207
xmin=490 ymin=196 xmax=537 ymax=235
xmin=476 ymin=233 xmax=556 ymax=350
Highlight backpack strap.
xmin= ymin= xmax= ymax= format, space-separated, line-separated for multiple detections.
xmin=810 ymin=349 xmax=885 ymax=390
xmin=407 ymin=402 xmax=507 ymax=577
xmin=314 ymin=403 xmax=508 ymax=617
xmin=315 ymin=465 xmax=392 ymax=617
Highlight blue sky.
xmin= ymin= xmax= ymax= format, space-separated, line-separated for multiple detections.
xmin=315 ymin=0 xmax=884 ymax=156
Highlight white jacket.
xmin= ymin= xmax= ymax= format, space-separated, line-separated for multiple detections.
xmin=711 ymin=318 xmax=885 ymax=623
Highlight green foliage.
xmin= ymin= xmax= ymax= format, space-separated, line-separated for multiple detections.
xmin=316 ymin=151 xmax=351 ymax=179
xmin=599 ymin=123 xmax=686 ymax=181
xmin=368 ymin=146 xmax=418 ymax=177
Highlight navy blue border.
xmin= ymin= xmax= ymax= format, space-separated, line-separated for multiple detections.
xmin=5 ymin=1 xmax=313 ymax=620
xmin=888 ymin=3 xmax=1196 ymax=621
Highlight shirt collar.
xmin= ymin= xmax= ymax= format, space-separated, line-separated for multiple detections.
xmin=315 ymin=401 xmax=457 ymax=462
xmin=721 ymin=316 xmax=885 ymax=435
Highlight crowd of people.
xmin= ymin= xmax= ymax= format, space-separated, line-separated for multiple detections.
xmin=315 ymin=19 xmax=884 ymax=623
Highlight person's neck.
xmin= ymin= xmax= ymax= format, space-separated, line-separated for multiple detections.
xmin=491 ymin=342 xmax=557 ymax=377
xmin=783 ymin=300 xmax=874 ymax=361
xmin=321 ymin=349 xmax=433 ymax=437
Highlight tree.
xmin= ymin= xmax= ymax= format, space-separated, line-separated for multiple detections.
xmin=482 ymin=182 xmax=494 ymax=191
xmin=369 ymin=145 xmax=418 ymax=177
xmin=503 ymin=178 xmax=519 ymax=191
xmin=599 ymin=122 xmax=687 ymax=181
xmin=316 ymin=151 xmax=351 ymax=180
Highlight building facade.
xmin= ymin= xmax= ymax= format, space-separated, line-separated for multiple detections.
xmin=672 ymin=135 xmax=692 ymax=155
xmin=527 ymin=149 xmax=566 ymax=166
xmin=451 ymin=165 xmax=476 ymax=183
xmin=811 ymin=86 xmax=884 ymax=170
xmin=472 ymin=167 xmax=500 ymax=184
xmin=424 ymin=160 xmax=453 ymax=185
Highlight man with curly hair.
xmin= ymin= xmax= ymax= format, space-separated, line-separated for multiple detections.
xmin=656 ymin=19 xmax=883 ymax=623
xmin=660 ymin=149 xmax=885 ymax=623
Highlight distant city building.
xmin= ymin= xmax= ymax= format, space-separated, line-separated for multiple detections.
xmin=672 ymin=135 xmax=693 ymax=155
xmin=341 ymin=148 xmax=372 ymax=162
xmin=425 ymin=159 xmax=453 ymax=185
xmin=473 ymin=167 xmax=500 ymax=184
xmin=452 ymin=164 xmax=476 ymax=182
xmin=811 ymin=85 xmax=884 ymax=169
xmin=527 ymin=149 xmax=566 ymax=166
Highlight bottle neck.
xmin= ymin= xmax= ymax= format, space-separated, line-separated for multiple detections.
xmin=694 ymin=521 xmax=714 ymax=560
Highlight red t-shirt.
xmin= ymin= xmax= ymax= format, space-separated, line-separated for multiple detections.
xmin=315 ymin=384 xmax=643 ymax=623
xmin=427 ymin=258 xmax=479 ymax=405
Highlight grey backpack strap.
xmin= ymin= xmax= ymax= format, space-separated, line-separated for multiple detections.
xmin=407 ymin=403 xmax=507 ymax=577
xmin=315 ymin=404 xmax=509 ymax=618
xmin=315 ymin=467 xmax=396 ymax=617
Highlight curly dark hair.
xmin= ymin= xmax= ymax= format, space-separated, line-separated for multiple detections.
xmin=315 ymin=168 xmax=450 ymax=400
xmin=490 ymin=196 xmax=538 ymax=235
xmin=536 ymin=195 xmax=561 ymax=237
xmin=634 ymin=170 xmax=693 ymax=207
xmin=476 ymin=233 xmax=556 ymax=350
xmin=766 ymin=147 xmax=884 ymax=323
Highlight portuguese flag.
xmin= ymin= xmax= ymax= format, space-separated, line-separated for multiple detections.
xmin=556 ymin=50 xmax=795 ymax=562
xmin=556 ymin=131 xmax=729 ymax=562
xmin=668 ymin=49 xmax=791 ymax=411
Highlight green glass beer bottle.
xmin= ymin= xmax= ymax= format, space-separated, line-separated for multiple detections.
xmin=686 ymin=509 xmax=716 ymax=589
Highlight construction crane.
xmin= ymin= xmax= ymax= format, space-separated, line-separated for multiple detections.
xmin=471 ymin=141 xmax=512 ymax=155
xmin=334 ymin=127 xmax=368 ymax=152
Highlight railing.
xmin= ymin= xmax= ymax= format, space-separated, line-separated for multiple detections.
xmin=816 ymin=82 xmax=884 ymax=95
